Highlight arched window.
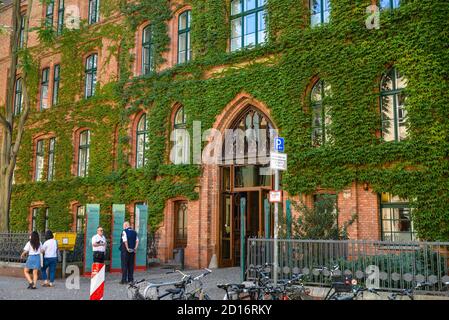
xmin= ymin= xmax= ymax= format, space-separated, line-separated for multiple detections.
xmin=178 ymin=10 xmax=192 ymax=64
xmin=136 ymin=114 xmax=149 ymax=168
xmin=32 ymin=207 xmax=49 ymax=233
xmin=380 ymin=67 xmax=407 ymax=142
xmin=33 ymin=136 xmax=56 ymax=182
xmin=142 ymin=25 xmax=155 ymax=75
xmin=380 ymin=0 xmax=400 ymax=10
xmin=230 ymin=0 xmax=267 ymax=52
xmin=14 ymin=78 xmax=23 ymax=115
xmin=77 ymin=130 xmax=90 ymax=177
xmin=224 ymin=107 xmax=274 ymax=165
xmin=172 ymin=106 xmax=189 ymax=164
xmin=85 ymin=54 xmax=97 ymax=98
xmin=311 ymin=79 xmax=331 ymax=146
xmin=310 ymin=0 xmax=331 ymax=27
xmin=174 ymin=201 xmax=188 ymax=248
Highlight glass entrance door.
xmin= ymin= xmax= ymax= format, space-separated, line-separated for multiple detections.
xmin=220 ymin=188 xmax=271 ymax=267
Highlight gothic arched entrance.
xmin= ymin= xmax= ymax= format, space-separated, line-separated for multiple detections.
xmin=219 ymin=106 xmax=276 ymax=267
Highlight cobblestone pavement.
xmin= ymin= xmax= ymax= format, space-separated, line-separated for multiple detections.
xmin=0 ymin=266 xmax=241 ymax=300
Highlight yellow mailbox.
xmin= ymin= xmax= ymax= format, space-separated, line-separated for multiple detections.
xmin=54 ymin=232 xmax=77 ymax=251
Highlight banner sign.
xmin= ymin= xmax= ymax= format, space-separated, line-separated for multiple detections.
xmin=84 ymin=204 xmax=100 ymax=275
xmin=111 ymin=204 xmax=125 ymax=272
xmin=135 ymin=205 xmax=148 ymax=270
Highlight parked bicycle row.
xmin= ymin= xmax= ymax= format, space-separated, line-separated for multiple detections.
xmin=127 ymin=264 xmax=449 ymax=300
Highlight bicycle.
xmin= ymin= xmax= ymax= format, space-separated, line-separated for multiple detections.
xmin=178 ymin=268 xmax=212 ymax=300
xmin=127 ymin=268 xmax=212 ymax=300
xmin=218 ymin=265 xmax=311 ymax=300
xmin=312 ymin=265 xmax=355 ymax=300
xmin=388 ymin=281 xmax=433 ymax=300
xmin=218 ymin=283 xmax=262 ymax=300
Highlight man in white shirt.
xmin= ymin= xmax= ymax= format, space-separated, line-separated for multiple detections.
xmin=92 ymin=226 xmax=107 ymax=264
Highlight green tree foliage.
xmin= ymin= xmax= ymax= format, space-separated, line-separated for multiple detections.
xmin=291 ymin=195 xmax=356 ymax=240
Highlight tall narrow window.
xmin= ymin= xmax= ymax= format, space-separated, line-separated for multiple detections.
xmin=32 ymin=208 xmax=38 ymax=231
xmin=57 ymin=0 xmax=65 ymax=35
xmin=78 ymin=130 xmax=90 ymax=177
xmin=76 ymin=205 xmax=85 ymax=233
xmin=310 ymin=0 xmax=331 ymax=27
xmin=142 ymin=25 xmax=155 ymax=75
xmin=45 ymin=0 xmax=55 ymax=28
xmin=40 ymin=67 xmax=50 ymax=110
xmin=35 ymin=140 xmax=45 ymax=182
xmin=45 ymin=208 xmax=49 ymax=232
xmin=380 ymin=68 xmax=407 ymax=142
xmin=52 ymin=64 xmax=60 ymax=105
xmin=85 ymin=54 xmax=97 ymax=98
xmin=47 ymin=138 xmax=56 ymax=181
xmin=88 ymin=0 xmax=100 ymax=24
xmin=174 ymin=201 xmax=188 ymax=248
xmin=177 ymin=10 xmax=191 ymax=64
xmin=311 ymin=79 xmax=331 ymax=146
xmin=136 ymin=114 xmax=149 ymax=168
xmin=172 ymin=106 xmax=189 ymax=164
xmin=381 ymin=193 xmax=416 ymax=241
xmin=18 ymin=14 xmax=25 ymax=48
xmin=14 ymin=78 xmax=23 ymax=116
xmin=230 ymin=0 xmax=267 ymax=52
xmin=380 ymin=0 xmax=400 ymax=10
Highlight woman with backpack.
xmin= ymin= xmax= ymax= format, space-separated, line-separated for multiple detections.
xmin=41 ymin=230 xmax=58 ymax=287
xmin=20 ymin=231 xmax=42 ymax=289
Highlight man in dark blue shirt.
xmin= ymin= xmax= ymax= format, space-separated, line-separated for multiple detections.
xmin=120 ymin=221 xmax=139 ymax=284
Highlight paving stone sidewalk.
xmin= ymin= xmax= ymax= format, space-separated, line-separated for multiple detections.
xmin=0 ymin=266 xmax=241 ymax=300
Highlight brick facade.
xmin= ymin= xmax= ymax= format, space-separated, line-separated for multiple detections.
xmin=0 ymin=1 xmax=393 ymax=269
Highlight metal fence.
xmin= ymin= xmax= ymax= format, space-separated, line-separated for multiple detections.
xmin=247 ymin=238 xmax=449 ymax=292
xmin=0 ymin=232 xmax=159 ymax=265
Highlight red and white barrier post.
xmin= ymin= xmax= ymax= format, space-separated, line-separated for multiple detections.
xmin=90 ymin=263 xmax=105 ymax=300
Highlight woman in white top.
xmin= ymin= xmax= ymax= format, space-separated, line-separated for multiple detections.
xmin=20 ymin=231 xmax=42 ymax=289
xmin=41 ymin=230 xmax=58 ymax=287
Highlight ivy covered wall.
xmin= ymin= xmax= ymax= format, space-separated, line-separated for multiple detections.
xmin=9 ymin=0 xmax=449 ymax=241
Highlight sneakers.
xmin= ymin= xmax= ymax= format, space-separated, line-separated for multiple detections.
xmin=27 ymin=283 xmax=33 ymax=289
xmin=120 ymin=280 xmax=127 ymax=285
xmin=42 ymin=282 xmax=54 ymax=288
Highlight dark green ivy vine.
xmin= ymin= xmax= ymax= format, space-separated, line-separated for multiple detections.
xmin=9 ymin=0 xmax=449 ymax=241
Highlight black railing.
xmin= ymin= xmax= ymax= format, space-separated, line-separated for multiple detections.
xmin=247 ymin=238 xmax=449 ymax=293
xmin=0 ymin=232 xmax=159 ymax=265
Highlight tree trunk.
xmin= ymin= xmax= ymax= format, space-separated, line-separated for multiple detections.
xmin=0 ymin=172 xmax=12 ymax=232
xmin=0 ymin=0 xmax=33 ymax=232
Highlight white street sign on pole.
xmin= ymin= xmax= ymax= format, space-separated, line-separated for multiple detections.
xmin=269 ymin=191 xmax=282 ymax=203
xmin=271 ymin=137 xmax=287 ymax=286
xmin=270 ymin=152 xmax=287 ymax=171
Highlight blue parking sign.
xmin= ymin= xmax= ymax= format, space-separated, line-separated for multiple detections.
xmin=275 ymin=137 xmax=285 ymax=152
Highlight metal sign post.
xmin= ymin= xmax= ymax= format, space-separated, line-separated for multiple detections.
xmin=271 ymin=137 xmax=286 ymax=286
xmin=273 ymin=170 xmax=280 ymax=285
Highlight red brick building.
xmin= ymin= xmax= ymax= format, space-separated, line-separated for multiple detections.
xmin=1 ymin=0 xmax=431 ymax=269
